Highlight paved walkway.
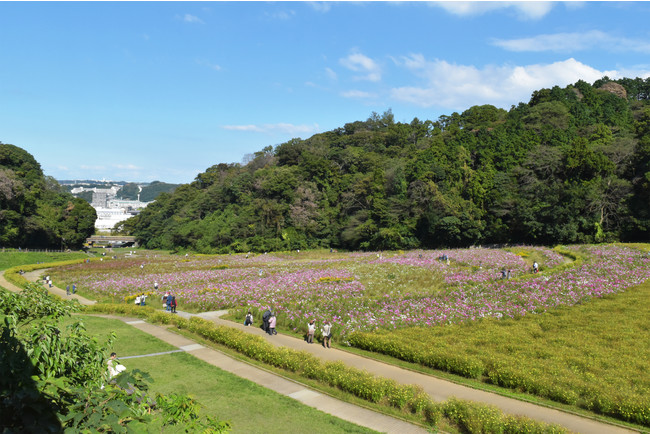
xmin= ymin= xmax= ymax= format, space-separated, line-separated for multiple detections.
xmin=0 ymin=271 xmax=424 ymax=434
xmin=179 ymin=311 xmax=636 ymax=434
xmin=0 ymin=269 xmax=639 ymax=433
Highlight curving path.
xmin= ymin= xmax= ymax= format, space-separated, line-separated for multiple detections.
xmin=1 ymin=269 xmax=639 ymax=433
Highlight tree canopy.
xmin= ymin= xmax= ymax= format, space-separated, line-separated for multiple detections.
xmin=120 ymin=77 xmax=650 ymax=252
xmin=0 ymin=144 xmax=96 ymax=249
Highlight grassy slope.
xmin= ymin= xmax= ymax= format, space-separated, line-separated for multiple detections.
xmin=0 ymin=251 xmax=89 ymax=271
xmin=71 ymin=315 xmax=376 ymax=434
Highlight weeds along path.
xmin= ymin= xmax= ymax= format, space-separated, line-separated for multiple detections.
xmin=182 ymin=310 xmax=637 ymax=434
xmin=1 ymin=269 xmax=637 ymax=433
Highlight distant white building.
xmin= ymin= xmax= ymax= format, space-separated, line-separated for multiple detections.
xmin=90 ymin=188 xmax=151 ymax=232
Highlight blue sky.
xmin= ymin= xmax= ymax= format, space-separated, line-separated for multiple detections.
xmin=2 ymin=1 xmax=650 ymax=184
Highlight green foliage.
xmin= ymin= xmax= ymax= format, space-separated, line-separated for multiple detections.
xmin=115 ymin=77 xmax=650 ymax=252
xmin=86 ymin=303 xmax=566 ymax=433
xmin=0 ymin=285 xmax=230 ymax=432
xmin=0 ymin=144 xmax=96 ymax=249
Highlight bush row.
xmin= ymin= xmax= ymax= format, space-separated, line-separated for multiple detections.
xmin=348 ymin=330 xmax=650 ymax=427
xmin=85 ymin=303 xmax=567 ymax=433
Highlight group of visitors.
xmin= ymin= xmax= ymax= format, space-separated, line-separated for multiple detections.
xmin=134 ymin=294 xmax=147 ymax=306
xmin=307 ymin=319 xmax=332 ymax=348
xmin=261 ymin=309 xmax=277 ymax=335
xmin=246 ymin=310 xmax=333 ymax=347
xmin=161 ymin=292 xmax=177 ymax=313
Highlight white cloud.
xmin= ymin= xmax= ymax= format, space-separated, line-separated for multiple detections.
xmin=340 ymin=52 xmax=381 ymax=82
xmin=265 ymin=10 xmax=296 ymax=20
xmin=308 ymin=2 xmax=331 ymax=13
xmin=222 ymin=123 xmax=320 ymax=136
xmin=432 ymin=1 xmax=554 ymax=20
xmin=341 ymin=90 xmax=377 ymax=99
xmin=325 ymin=67 xmax=337 ymax=80
xmin=113 ymin=164 xmax=141 ymax=170
xmin=493 ymin=30 xmax=650 ymax=54
xmin=182 ymin=14 xmax=204 ymax=24
xmin=390 ymin=56 xmax=646 ymax=110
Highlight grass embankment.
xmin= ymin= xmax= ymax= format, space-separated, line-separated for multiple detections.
xmin=65 ymin=315 xmax=375 ymax=434
xmin=85 ymin=304 xmax=567 ymax=434
xmin=348 ymin=277 xmax=650 ymax=429
xmin=0 ymin=251 xmax=89 ymax=271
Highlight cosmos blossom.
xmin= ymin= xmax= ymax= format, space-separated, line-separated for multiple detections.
xmin=55 ymin=245 xmax=650 ymax=337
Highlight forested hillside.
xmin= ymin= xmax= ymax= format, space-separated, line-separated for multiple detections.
xmin=120 ymin=77 xmax=650 ymax=253
xmin=116 ymin=181 xmax=179 ymax=202
xmin=0 ymin=144 xmax=96 ymax=249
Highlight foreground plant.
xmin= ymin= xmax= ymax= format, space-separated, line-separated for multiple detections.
xmin=0 ymin=285 xmax=230 ymax=433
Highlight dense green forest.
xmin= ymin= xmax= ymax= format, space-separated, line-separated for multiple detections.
xmin=116 ymin=181 xmax=179 ymax=202
xmin=0 ymin=144 xmax=96 ymax=249
xmin=120 ymin=77 xmax=650 ymax=253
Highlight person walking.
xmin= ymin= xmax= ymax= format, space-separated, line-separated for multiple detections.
xmin=244 ymin=311 xmax=254 ymax=326
xmin=307 ymin=320 xmax=316 ymax=344
xmin=166 ymin=293 xmax=173 ymax=312
xmin=268 ymin=313 xmax=277 ymax=335
xmin=262 ymin=309 xmax=272 ymax=333
xmin=66 ymin=285 xmax=70 ymax=296
xmin=72 ymin=284 xmax=76 ymax=294
xmin=171 ymin=296 xmax=177 ymax=313
xmin=321 ymin=320 xmax=332 ymax=348
xmin=140 ymin=294 xmax=146 ymax=306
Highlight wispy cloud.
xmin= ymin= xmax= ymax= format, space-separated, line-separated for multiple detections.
xmin=113 ymin=164 xmax=141 ymax=170
xmin=308 ymin=2 xmax=331 ymax=13
xmin=222 ymin=123 xmax=320 ymax=136
xmin=265 ymin=10 xmax=296 ymax=20
xmin=181 ymin=14 xmax=204 ymax=24
xmin=431 ymin=1 xmax=555 ymax=20
xmin=389 ymin=55 xmax=647 ymax=110
xmin=325 ymin=67 xmax=337 ymax=80
xmin=493 ymin=30 xmax=650 ymax=54
xmin=340 ymin=90 xmax=377 ymax=99
xmin=340 ymin=52 xmax=381 ymax=82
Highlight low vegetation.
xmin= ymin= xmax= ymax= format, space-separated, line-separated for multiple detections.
xmin=86 ymin=302 xmax=568 ymax=433
xmin=0 ymin=285 xmax=230 ymax=432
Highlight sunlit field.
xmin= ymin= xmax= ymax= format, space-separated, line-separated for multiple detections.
xmin=52 ymin=245 xmax=647 ymax=338
xmin=50 ymin=244 xmax=650 ymax=427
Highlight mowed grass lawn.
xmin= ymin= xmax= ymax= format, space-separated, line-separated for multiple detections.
xmin=72 ymin=315 xmax=376 ymax=434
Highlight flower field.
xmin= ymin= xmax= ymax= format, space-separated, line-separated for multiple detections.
xmin=52 ymin=244 xmax=650 ymax=427
xmin=53 ymin=245 xmax=649 ymax=339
